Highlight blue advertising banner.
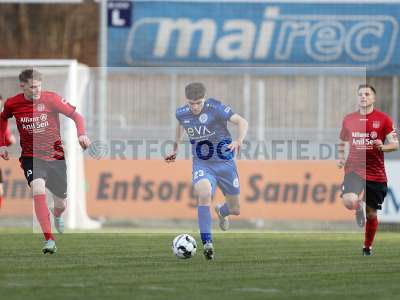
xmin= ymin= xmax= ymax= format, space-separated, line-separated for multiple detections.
xmin=107 ymin=0 xmax=400 ymax=75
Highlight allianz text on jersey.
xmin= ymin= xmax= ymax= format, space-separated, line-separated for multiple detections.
xmin=122 ymin=3 xmax=399 ymax=72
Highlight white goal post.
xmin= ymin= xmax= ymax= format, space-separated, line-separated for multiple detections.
xmin=0 ymin=59 xmax=101 ymax=230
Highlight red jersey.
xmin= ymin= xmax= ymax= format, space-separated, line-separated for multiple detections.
xmin=340 ymin=109 xmax=395 ymax=182
xmin=1 ymin=92 xmax=76 ymax=160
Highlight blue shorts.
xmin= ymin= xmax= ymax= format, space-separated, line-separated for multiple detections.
xmin=192 ymin=159 xmax=240 ymax=196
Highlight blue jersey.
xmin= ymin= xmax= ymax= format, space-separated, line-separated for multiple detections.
xmin=176 ymin=98 xmax=235 ymax=162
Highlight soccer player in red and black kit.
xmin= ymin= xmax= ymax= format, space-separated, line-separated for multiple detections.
xmin=0 ymin=94 xmax=16 ymax=209
xmin=0 ymin=69 xmax=91 ymax=254
xmin=338 ymin=84 xmax=398 ymax=256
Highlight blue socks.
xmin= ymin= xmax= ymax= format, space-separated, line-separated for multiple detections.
xmin=219 ymin=203 xmax=230 ymax=217
xmin=198 ymin=205 xmax=212 ymax=244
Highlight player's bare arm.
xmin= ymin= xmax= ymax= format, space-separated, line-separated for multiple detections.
xmin=337 ymin=139 xmax=347 ymax=168
xmin=373 ymin=131 xmax=399 ymax=152
xmin=165 ymin=122 xmax=183 ymax=163
xmin=227 ymin=113 xmax=248 ymax=152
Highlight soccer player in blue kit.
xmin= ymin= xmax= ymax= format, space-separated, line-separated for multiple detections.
xmin=165 ymin=82 xmax=248 ymax=260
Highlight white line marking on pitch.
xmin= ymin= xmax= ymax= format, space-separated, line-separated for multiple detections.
xmin=234 ymin=287 xmax=280 ymax=294
xmin=140 ymin=286 xmax=176 ymax=292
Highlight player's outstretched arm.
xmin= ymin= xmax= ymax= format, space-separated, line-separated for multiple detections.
xmin=68 ymin=111 xmax=91 ymax=150
xmin=52 ymin=95 xmax=91 ymax=150
xmin=165 ymin=122 xmax=183 ymax=163
xmin=228 ymin=114 xmax=248 ymax=152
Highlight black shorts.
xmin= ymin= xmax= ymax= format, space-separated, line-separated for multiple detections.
xmin=342 ymin=172 xmax=387 ymax=210
xmin=20 ymin=157 xmax=68 ymax=199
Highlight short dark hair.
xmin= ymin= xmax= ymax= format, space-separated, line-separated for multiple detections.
xmin=185 ymin=82 xmax=206 ymax=100
xmin=358 ymin=84 xmax=376 ymax=94
xmin=19 ymin=69 xmax=42 ymax=83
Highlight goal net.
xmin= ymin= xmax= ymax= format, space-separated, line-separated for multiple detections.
xmin=0 ymin=59 xmax=100 ymax=230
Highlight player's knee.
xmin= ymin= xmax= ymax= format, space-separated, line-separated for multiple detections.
xmin=195 ymin=187 xmax=212 ymax=204
xmin=31 ymin=179 xmax=46 ymax=196
xmin=342 ymin=199 xmax=354 ymax=210
xmin=342 ymin=194 xmax=358 ymax=210
xmin=366 ymin=208 xmax=377 ymax=219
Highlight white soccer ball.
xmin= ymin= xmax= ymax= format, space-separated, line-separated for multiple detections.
xmin=172 ymin=234 xmax=197 ymax=259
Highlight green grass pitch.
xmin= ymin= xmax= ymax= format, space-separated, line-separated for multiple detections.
xmin=1 ymin=230 xmax=400 ymax=300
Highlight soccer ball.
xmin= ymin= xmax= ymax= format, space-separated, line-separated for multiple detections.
xmin=172 ymin=234 xmax=197 ymax=259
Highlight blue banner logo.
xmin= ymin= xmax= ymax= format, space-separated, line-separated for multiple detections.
xmin=107 ymin=2 xmax=400 ymax=75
